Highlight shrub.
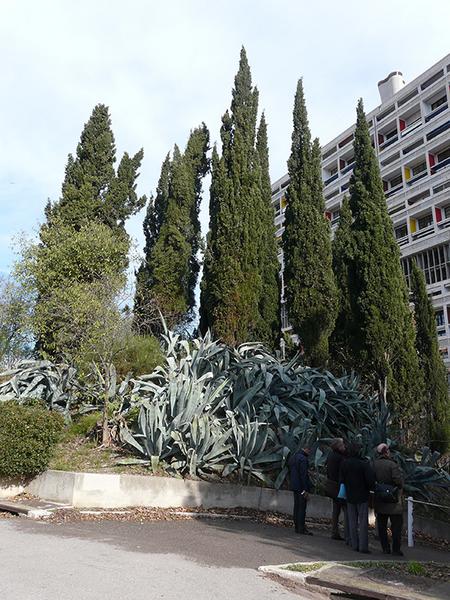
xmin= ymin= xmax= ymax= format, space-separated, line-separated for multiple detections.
xmin=66 ymin=411 xmax=102 ymax=438
xmin=115 ymin=334 xmax=162 ymax=377
xmin=0 ymin=401 xmax=64 ymax=478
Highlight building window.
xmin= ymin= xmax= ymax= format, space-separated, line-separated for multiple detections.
xmin=444 ymin=205 xmax=450 ymax=219
xmin=395 ymin=224 xmax=408 ymax=239
xmin=437 ymin=147 xmax=450 ymax=164
xmin=390 ymin=174 xmax=403 ymax=188
xmin=412 ymin=161 xmax=427 ymax=176
xmin=417 ymin=213 xmax=433 ymax=230
xmin=402 ymin=244 xmax=450 ymax=286
xmin=431 ymin=96 xmax=447 ymax=111
xmin=436 ymin=309 xmax=445 ymax=327
xmin=281 ymin=303 xmax=290 ymax=330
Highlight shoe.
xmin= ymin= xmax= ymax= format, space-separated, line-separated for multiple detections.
xmin=359 ymin=550 xmax=371 ymax=554
xmin=331 ymin=534 xmax=344 ymax=541
xmin=392 ymin=550 xmax=404 ymax=557
xmin=382 ymin=546 xmax=391 ymax=554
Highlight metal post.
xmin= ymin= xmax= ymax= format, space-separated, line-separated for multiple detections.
xmin=407 ymin=496 xmax=414 ymax=548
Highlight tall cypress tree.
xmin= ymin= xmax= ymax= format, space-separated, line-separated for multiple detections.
xmin=410 ymin=262 xmax=450 ymax=451
xmin=200 ymin=48 xmax=279 ymax=348
xmin=282 ymin=79 xmax=337 ymax=366
xmin=345 ymin=99 xmax=423 ymax=425
xmin=330 ymin=196 xmax=353 ymax=366
xmin=37 ymin=104 xmax=146 ymax=355
xmin=255 ymin=113 xmax=280 ymax=346
xmin=134 ymin=125 xmax=209 ymax=333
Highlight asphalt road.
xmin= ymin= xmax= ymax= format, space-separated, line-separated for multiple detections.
xmin=0 ymin=517 xmax=447 ymax=599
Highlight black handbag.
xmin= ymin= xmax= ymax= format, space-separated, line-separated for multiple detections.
xmin=375 ymin=482 xmax=398 ymax=503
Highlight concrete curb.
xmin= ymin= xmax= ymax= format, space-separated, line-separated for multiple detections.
xmin=0 ymin=501 xmax=52 ymax=519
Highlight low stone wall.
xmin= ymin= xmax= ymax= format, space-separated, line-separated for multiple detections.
xmin=23 ymin=470 xmax=332 ymax=516
xmin=1 ymin=470 xmax=447 ymax=542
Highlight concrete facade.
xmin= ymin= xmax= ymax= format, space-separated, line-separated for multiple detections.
xmin=272 ymin=54 xmax=450 ymax=374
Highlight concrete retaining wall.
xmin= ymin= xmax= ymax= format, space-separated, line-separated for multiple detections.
xmin=1 ymin=469 xmax=447 ymax=542
xmin=21 ymin=469 xmax=332 ymax=516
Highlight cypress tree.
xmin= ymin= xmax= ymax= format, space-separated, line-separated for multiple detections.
xmin=345 ymin=99 xmax=423 ymax=426
xmin=200 ymin=48 xmax=280 ymax=348
xmin=48 ymin=104 xmax=146 ymax=231
xmin=135 ymin=125 xmax=209 ymax=333
xmin=37 ymin=105 xmax=146 ymax=356
xmin=410 ymin=262 xmax=450 ymax=451
xmin=330 ymin=196 xmax=353 ymax=366
xmin=255 ymin=113 xmax=280 ymax=346
xmin=282 ymin=80 xmax=337 ymax=366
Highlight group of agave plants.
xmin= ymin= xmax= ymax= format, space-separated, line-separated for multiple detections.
xmin=0 ymin=328 xmax=449 ymax=500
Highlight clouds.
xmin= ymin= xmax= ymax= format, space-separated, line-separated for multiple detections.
xmin=1 ymin=0 xmax=449 ymax=273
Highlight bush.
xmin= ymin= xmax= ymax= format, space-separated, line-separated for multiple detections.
xmin=115 ymin=334 xmax=162 ymax=377
xmin=0 ymin=401 xmax=64 ymax=478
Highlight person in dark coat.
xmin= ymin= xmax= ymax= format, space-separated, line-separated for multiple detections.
xmin=340 ymin=442 xmax=375 ymax=553
xmin=325 ymin=438 xmax=349 ymax=541
xmin=374 ymin=443 xmax=404 ymax=556
xmin=288 ymin=446 xmax=312 ymax=535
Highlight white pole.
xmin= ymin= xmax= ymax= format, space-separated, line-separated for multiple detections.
xmin=407 ymin=496 xmax=414 ymax=548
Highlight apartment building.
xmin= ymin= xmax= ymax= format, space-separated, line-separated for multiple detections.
xmin=271 ymin=54 xmax=450 ymax=371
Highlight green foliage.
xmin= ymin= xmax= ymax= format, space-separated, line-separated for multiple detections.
xmin=32 ymin=104 xmax=144 ymax=357
xmin=200 ymin=48 xmax=280 ymax=348
xmin=114 ymin=334 xmax=163 ymax=378
xmin=120 ymin=327 xmax=379 ymax=483
xmin=282 ymin=80 xmax=337 ymax=366
xmin=48 ymin=104 xmax=146 ymax=230
xmin=335 ymin=99 xmax=424 ymax=428
xmin=0 ymin=360 xmax=79 ymax=416
xmin=19 ymin=219 xmax=129 ymax=367
xmin=0 ymin=401 xmax=63 ymax=478
xmin=407 ymin=562 xmax=426 ymax=576
xmin=410 ymin=263 xmax=450 ymax=452
xmin=0 ymin=275 xmax=33 ymax=367
xmin=134 ymin=126 xmax=209 ymax=334
xmin=67 ymin=412 xmax=102 ymax=438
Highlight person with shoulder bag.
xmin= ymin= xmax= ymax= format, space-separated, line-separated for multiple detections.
xmin=373 ymin=443 xmax=404 ymax=556
xmin=325 ymin=438 xmax=349 ymax=542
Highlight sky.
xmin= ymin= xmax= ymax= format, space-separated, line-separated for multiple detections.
xmin=1 ymin=0 xmax=449 ymax=276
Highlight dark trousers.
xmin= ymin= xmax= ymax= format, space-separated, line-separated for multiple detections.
xmin=293 ymin=491 xmax=307 ymax=533
xmin=377 ymin=513 xmax=403 ymax=552
xmin=347 ymin=501 xmax=369 ymax=552
xmin=332 ymin=499 xmax=349 ymax=541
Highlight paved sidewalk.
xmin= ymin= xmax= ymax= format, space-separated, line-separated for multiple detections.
xmin=1 ymin=515 xmax=448 ymax=599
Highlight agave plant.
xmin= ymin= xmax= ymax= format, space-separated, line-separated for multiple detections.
xmin=0 ymin=360 xmax=80 ymax=416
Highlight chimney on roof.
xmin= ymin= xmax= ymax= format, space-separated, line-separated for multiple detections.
xmin=378 ymin=71 xmax=405 ymax=103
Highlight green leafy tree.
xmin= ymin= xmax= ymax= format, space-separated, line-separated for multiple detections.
xmin=134 ymin=125 xmax=209 ymax=333
xmin=344 ymin=99 xmax=423 ymax=428
xmin=0 ymin=275 xmax=33 ymax=367
xmin=282 ymin=80 xmax=337 ymax=366
xmin=410 ymin=262 xmax=450 ymax=451
xmin=200 ymin=47 xmax=279 ymax=348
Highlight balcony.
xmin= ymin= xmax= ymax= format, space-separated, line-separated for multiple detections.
xmin=431 ymin=156 xmax=450 ymax=174
xmin=407 ymin=171 xmax=428 ymax=186
xmin=341 ymin=161 xmax=355 ymax=175
xmin=379 ymin=135 xmax=398 ymax=151
xmin=400 ymin=118 xmax=422 ymax=138
xmin=385 ymin=183 xmax=404 ymax=198
xmin=412 ymin=224 xmax=434 ymax=240
xmin=427 ymin=120 xmax=450 ymax=142
xmin=425 ymin=102 xmax=448 ymax=123
xmin=324 ymin=172 xmax=339 ymax=187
